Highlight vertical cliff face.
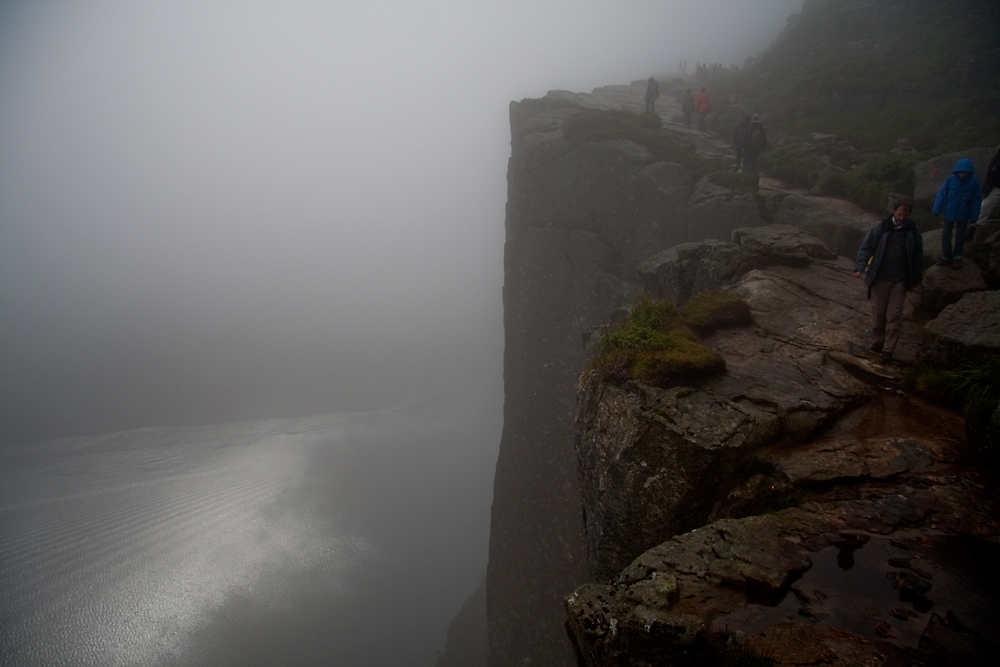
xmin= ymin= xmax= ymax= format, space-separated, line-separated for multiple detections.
xmin=487 ymin=97 xmax=713 ymax=665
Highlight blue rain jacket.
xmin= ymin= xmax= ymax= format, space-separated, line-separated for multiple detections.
xmin=932 ymin=158 xmax=983 ymax=222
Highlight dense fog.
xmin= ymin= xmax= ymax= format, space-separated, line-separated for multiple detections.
xmin=0 ymin=0 xmax=801 ymax=441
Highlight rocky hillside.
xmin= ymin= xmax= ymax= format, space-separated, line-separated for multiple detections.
xmin=473 ymin=2 xmax=1000 ymax=665
xmin=483 ymin=81 xmax=999 ymax=666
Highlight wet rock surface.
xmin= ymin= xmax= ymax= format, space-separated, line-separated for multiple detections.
xmin=567 ymin=391 xmax=1000 ymax=666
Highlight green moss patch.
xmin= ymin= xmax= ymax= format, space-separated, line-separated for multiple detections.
xmin=595 ymin=294 xmax=751 ymax=387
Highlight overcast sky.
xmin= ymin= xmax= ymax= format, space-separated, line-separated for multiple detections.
xmin=0 ymin=0 xmax=803 ymax=440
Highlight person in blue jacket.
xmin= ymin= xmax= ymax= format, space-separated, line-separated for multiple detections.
xmin=854 ymin=197 xmax=923 ymax=363
xmin=932 ymin=157 xmax=982 ymax=269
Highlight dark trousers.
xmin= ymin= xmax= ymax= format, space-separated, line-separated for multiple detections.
xmin=941 ymin=219 xmax=968 ymax=260
xmin=744 ymin=148 xmax=761 ymax=172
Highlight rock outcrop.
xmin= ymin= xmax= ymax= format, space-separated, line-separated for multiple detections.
xmin=921 ymin=291 xmax=1000 ymax=367
xmin=577 ymin=228 xmax=886 ymax=583
xmin=567 ymin=242 xmax=1000 ymax=665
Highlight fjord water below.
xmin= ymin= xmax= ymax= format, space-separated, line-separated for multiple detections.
xmin=0 ymin=394 xmax=497 ymax=667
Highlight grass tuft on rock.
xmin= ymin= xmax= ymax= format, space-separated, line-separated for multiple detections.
xmin=905 ymin=356 xmax=1000 ymax=457
xmin=594 ymin=294 xmax=751 ymax=388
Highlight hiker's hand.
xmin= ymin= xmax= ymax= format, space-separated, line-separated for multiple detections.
xmin=853 ymin=271 xmax=863 ymax=279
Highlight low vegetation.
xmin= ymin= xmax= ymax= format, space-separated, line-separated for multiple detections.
xmin=905 ymin=356 xmax=1000 ymax=455
xmin=594 ymin=293 xmax=751 ymax=388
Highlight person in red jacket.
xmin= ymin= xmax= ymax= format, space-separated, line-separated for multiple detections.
xmin=695 ymin=87 xmax=711 ymax=132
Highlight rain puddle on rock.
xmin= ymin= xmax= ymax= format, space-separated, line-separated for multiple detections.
xmin=712 ymin=535 xmax=1000 ymax=648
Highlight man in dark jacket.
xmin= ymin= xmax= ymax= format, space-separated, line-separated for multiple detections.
xmin=932 ymin=157 xmax=982 ymax=269
xmin=853 ymin=198 xmax=924 ymax=363
xmin=976 ymin=143 xmax=1000 ymax=225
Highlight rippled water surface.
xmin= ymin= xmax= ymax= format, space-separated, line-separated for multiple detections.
xmin=0 ymin=399 xmax=496 ymax=666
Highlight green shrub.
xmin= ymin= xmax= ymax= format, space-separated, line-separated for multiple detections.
xmin=595 ymin=294 xmax=752 ymax=387
xmin=759 ymin=148 xmax=823 ymax=189
xmin=844 ymin=154 xmax=918 ymax=214
xmin=905 ymin=356 xmax=1000 ymax=449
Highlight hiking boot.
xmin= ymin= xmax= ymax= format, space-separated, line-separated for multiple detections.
xmin=870 ymin=341 xmax=884 ymax=353
xmin=880 ymin=351 xmax=893 ymax=364
xmin=937 ymin=258 xmax=952 ymax=267
xmin=951 ymin=258 xmax=962 ymax=270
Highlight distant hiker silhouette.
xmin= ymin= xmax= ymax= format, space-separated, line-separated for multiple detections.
xmin=732 ymin=115 xmax=751 ymax=172
xmin=644 ymin=77 xmax=660 ymax=113
xmin=695 ymin=88 xmax=710 ymax=132
xmin=682 ymin=89 xmax=695 ymax=128
xmin=743 ymin=114 xmax=766 ymax=172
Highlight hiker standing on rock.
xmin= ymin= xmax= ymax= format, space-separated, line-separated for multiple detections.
xmin=695 ymin=87 xmax=710 ymax=132
xmin=976 ymin=143 xmax=1000 ymax=225
xmin=732 ymin=115 xmax=751 ymax=172
xmin=681 ymin=89 xmax=695 ymax=128
xmin=853 ymin=197 xmax=924 ymax=364
xmin=644 ymin=77 xmax=660 ymax=113
xmin=743 ymin=114 xmax=767 ymax=172
xmin=933 ymin=158 xmax=982 ymax=269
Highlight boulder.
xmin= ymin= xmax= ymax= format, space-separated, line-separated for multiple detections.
xmin=731 ymin=224 xmax=836 ymax=263
xmin=913 ymin=147 xmax=995 ymax=207
xmin=918 ymin=262 xmax=987 ymax=316
xmin=922 ymin=291 xmax=1000 ymax=366
xmin=772 ymin=194 xmax=878 ymax=259
xmin=637 ymin=225 xmax=837 ymax=305
xmin=685 ymin=176 xmax=765 ymax=244
xmin=574 ymin=375 xmax=780 ymax=581
xmin=637 ymin=240 xmax=748 ymax=304
xmin=969 ymin=221 xmax=1000 ymax=281
xmin=922 ymin=228 xmax=942 ymax=268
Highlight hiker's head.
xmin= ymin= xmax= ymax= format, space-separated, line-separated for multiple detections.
xmin=893 ymin=198 xmax=912 ymax=219
xmin=751 ymin=114 xmax=760 ymax=122
xmin=957 ymin=171 xmax=970 ymax=179
xmin=700 ymin=87 xmax=706 ymax=93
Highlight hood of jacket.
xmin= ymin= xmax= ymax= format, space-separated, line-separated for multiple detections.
xmin=953 ymin=157 xmax=976 ymax=175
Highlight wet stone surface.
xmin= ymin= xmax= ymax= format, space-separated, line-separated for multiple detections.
xmin=566 ymin=389 xmax=1000 ymax=666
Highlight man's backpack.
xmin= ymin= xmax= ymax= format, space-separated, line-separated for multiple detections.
xmin=749 ymin=125 xmax=764 ymax=149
